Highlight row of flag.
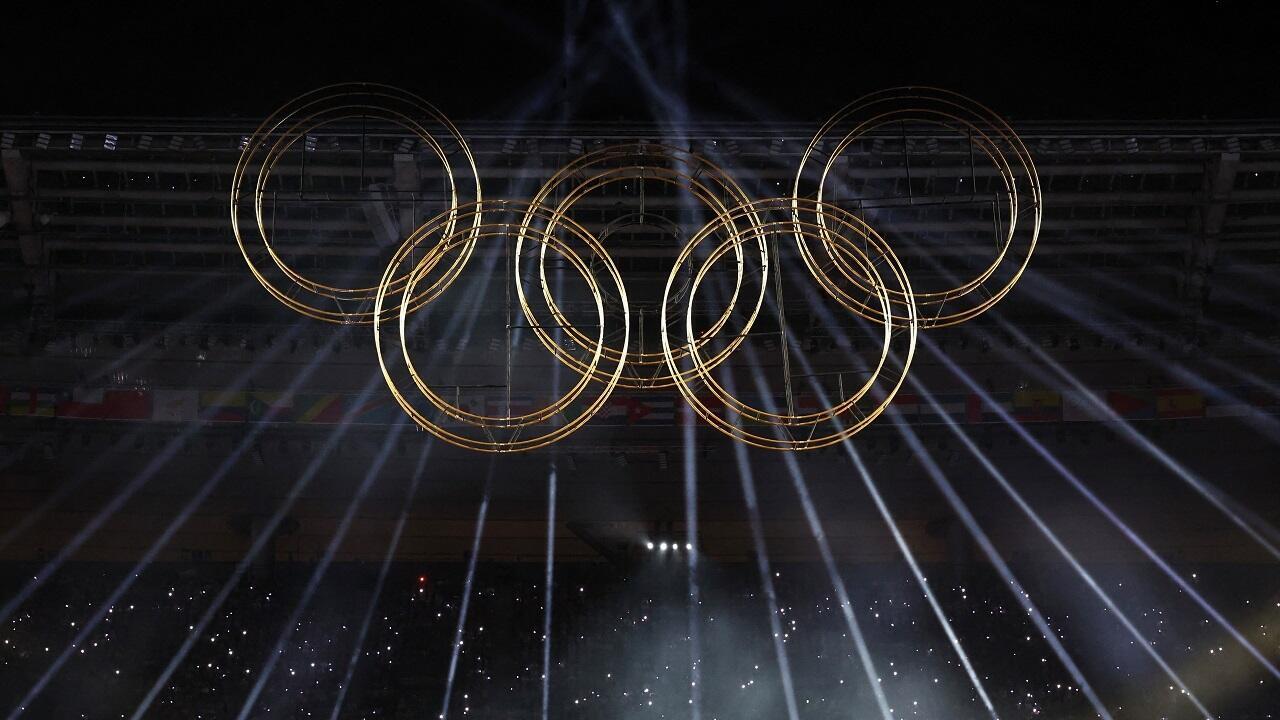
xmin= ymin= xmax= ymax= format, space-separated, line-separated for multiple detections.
xmin=0 ymin=384 xmax=1274 ymax=427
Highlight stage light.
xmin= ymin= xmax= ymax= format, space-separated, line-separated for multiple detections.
xmin=1125 ymin=137 xmax=1140 ymax=153
xmin=103 ymin=134 xmax=118 ymax=151
xmin=770 ymin=138 xmax=783 ymax=154
xmin=645 ymin=542 xmax=654 ymax=550
xmin=168 ymin=136 xmax=184 ymax=150
xmin=685 ymin=543 xmax=692 ymax=551
xmin=396 ymin=137 xmax=415 ymax=153
xmin=69 ymin=133 xmax=83 ymax=150
xmin=659 ymin=542 xmax=668 ymax=551
xmin=1089 ymin=138 xmax=1104 ymax=153
xmin=568 ymin=138 xmax=583 ymax=155
xmin=0 ymin=132 xmax=13 ymax=149
xmin=36 ymin=133 xmax=50 ymax=149
xmin=138 ymin=134 xmax=153 ymax=150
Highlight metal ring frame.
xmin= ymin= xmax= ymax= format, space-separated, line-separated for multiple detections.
xmin=231 ymin=82 xmax=482 ymax=324
xmin=661 ymin=198 xmax=916 ymax=451
xmin=518 ymin=143 xmax=767 ymax=390
xmin=794 ymin=86 xmax=1041 ymax=329
xmin=233 ymin=85 xmax=1038 ymax=452
xmin=374 ymin=200 xmax=629 ymax=452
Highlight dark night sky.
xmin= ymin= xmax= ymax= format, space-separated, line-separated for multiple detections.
xmin=7 ymin=0 xmax=1278 ymax=122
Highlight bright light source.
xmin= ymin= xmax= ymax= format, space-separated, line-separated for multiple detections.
xmin=659 ymin=542 xmax=668 ymax=551
xmin=645 ymin=542 xmax=654 ymax=551
xmin=685 ymin=543 xmax=693 ymax=551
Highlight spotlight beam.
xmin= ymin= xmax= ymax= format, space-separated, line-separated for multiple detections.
xmin=728 ymin=435 xmax=802 ymax=720
xmin=0 ymin=315 xmax=313 ymax=628
xmin=233 ymin=419 xmax=411 ymax=719
xmin=926 ymin=335 xmax=1280 ymax=681
xmin=785 ymin=258 xmax=1204 ymax=716
xmin=541 ymin=463 xmax=557 ymax=720
xmin=1021 ymin=268 xmax=1280 ymax=440
xmin=0 ymin=279 xmax=259 ymax=555
xmin=983 ymin=316 xmax=1280 ymax=561
xmin=439 ymin=466 xmax=494 ymax=720
xmin=327 ymin=439 xmax=435 ymax=720
xmin=125 ymin=365 xmax=392 ymax=720
xmin=737 ymin=344 xmax=894 ymax=720
xmin=712 ymin=261 xmax=1002 ymax=717
xmin=682 ymin=402 xmax=703 ymax=720
xmin=901 ymin=373 xmax=1125 ymax=720
xmin=777 ymin=451 xmax=895 ymax=719
xmin=855 ymin=218 xmax=1280 ymax=560
xmin=2 ymin=323 xmax=337 ymax=719
xmin=128 ymin=191 xmax=522 ymax=717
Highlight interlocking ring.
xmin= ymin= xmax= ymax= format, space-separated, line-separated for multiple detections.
xmin=794 ymin=86 xmax=1040 ymax=329
xmin=231 ymin=84 xmax=1038 ymax=452
xmin=660 ymin=198 xmax=917 ymax=451
xmin=375 ymin=201 xmax=629 ymax=453
xmin=518 ymin=144 xmax=768 ymax=389
xmin=231 ymin=83 xmax=482 ymax=324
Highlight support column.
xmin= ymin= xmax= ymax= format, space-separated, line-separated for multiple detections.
xmin=1181 ymin=151 xmax=1238 ymax=340
xmin=2 ymin=149 xmax=50 ymax=346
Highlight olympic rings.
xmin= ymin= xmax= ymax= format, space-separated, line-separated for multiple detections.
xmin=518 ymin=143 xmax=767 ymax=389
xmin=232 ymin=85 xmax=1038 ymax=452
xmin=231 ymin=82 xmax=482 ymax=324
xmin=374 ymin=201 xmax=629 ymax=453
xmin=660 ymin=198 xmax=917 ymax=451
xmin=794 ymin=86 xmax=1041 ymax=329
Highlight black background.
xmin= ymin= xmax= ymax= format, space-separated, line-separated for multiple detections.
xmin=7 ymin=1 xmax=1278 ymax=121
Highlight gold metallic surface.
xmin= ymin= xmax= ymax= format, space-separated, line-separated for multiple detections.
xmin=794 ymin=87 xmax=1041 ymax=329
xmin=659 ymin=198 xmax=918 ymax=451
xmin=231 ymin=85 xmax=1039 ymax=452
xmin=374 ymin=201 xmax=629 ymax=453
xmin=231 ymin=83 xmax=482 ymax=324
xmin=518 ymin=144 xmax=766 ymax=389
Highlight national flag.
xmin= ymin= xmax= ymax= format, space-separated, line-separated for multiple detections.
xmin=889 ymin=392 xmax=920 ymax=417
xmin=8 ymin=388 xmax=58 ymax=417
xmin=965 ymin=393 xmax=1013 ymax=424
xmin=1012 ymin=389 xmax=1062 ymax=422
xmin=294 ymin=394 xmax=347 ymax=423
xmin=1106 ymin=389 xmax=1156 ymax=419
xmin=247 ymin=391 xmax=295 ymax=422
xmin=1062 ymin=389 xmax=1101 ymax=422
xmin=57 ymin=388 xmax=151 ymax=419
xmin=199 ymin=391 xmax=249 ymax=422
xmin=920 ymin=393 xmax=967 ymax=422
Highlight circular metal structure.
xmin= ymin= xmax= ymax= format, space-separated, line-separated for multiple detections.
xmin=518 ymin=143 xmax=767 ymax=389
xmin=374 ymin=201 xmax=629 ymax=453
xmin=230 ymin=84 xmax=1039 ymax=453
xmin=793 ymin=87 xmax=1041 ymax=329
xmin=231 ymin=83 xmax=482 ymax=324
xmin=661 ymin=197 xmax=918 ymax=451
